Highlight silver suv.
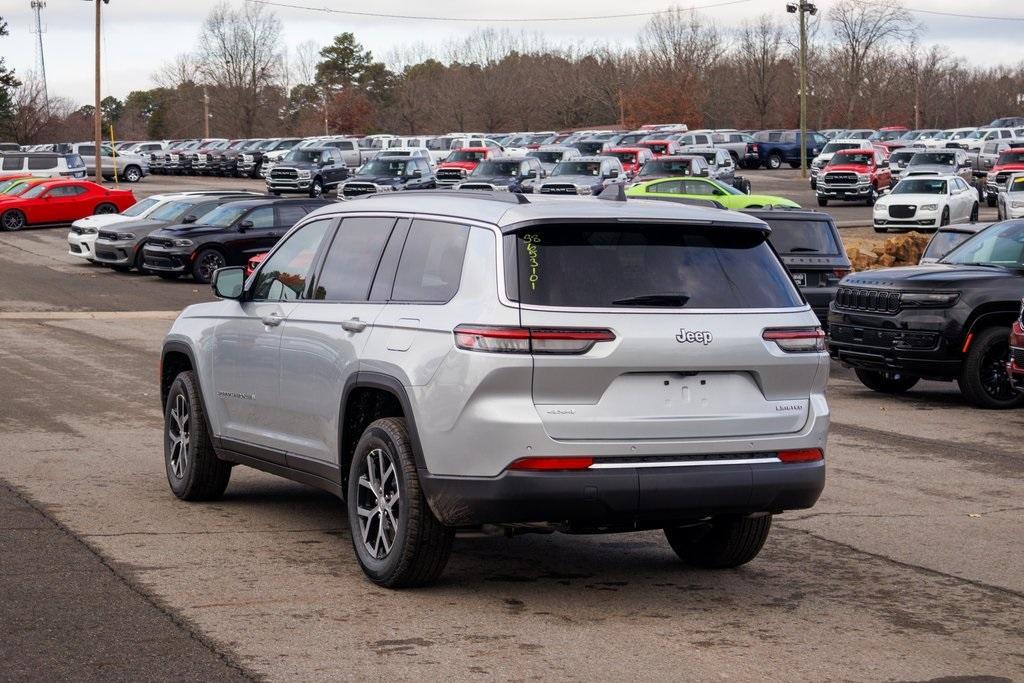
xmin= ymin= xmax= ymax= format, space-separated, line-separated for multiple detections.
xmin=160 ymin=192 xmax=829 ymax=587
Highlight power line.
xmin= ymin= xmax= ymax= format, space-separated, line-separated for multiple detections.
xmin=244 ymin=0 xmax=756 ymax=23
xmin=852 ymin=0 xmax=1024 ymax=22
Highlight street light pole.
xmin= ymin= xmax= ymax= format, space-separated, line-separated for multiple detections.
xmin=93 ymin=0 xmax=102 ymax=184
xmin=787 ymin=2 xmax=817 ymax=180
xmin=203 ymin=86 xmax=210 ymax=139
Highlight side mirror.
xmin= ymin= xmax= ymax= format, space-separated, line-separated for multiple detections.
xmin=411 ymin=169 xmax=422 ymax=178
xmin=712 ymin=188 xmax=726 ymax=196
xmin=211 ymin=266 xmax=245 ymax=300
xmin=238 ymin=219 xmax=254 ymax=232
xmin=607 ymin=169 xmax=619 ymax=179
xmin=183 ymin=214 xmax=198 ymax=224
xmin=525 ymin=170 xmax=537 ymax=178
xmin=699 ymin=169 xmax=710 ymax=177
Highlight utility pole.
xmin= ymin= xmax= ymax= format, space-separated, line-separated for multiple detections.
xmin=787 ymin=2 xmax=817 ymax=179
xmin=93 ymin=0 xmax=102 ymax=183
xmin=30 ymin=1 xmax=49 ymax=116
xmin=322 ymin=88 xmax=329 ymax=136
xmin=203 ymin=86 xmax=210 ymax=138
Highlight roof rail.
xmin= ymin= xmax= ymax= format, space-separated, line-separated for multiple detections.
xmin=361 ymin=189 xmax=530 ymax=205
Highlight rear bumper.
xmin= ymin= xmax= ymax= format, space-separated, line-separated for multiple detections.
xmin=420 ymin=460 xmax=825 ymax=527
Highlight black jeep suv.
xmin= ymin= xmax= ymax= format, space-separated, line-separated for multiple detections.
xmin=143 ymin=198 xmax=332 ymax=283
xmin=828 ymin=219 xmax=1024 ymax=408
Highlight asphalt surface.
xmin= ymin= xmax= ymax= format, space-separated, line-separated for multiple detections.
xmin=0 ymin=182 xmax=1021 ymax=681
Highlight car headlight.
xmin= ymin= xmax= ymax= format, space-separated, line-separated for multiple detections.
xmin=900 ymin=291 xmax=960 ymax=308
xmin=919 ymin=204 xmax=939 ymax=211
xmin=1012 ymin=200 xmax=1024 ymax=208
xmin=84 ymin=227 xmax=98 ymax=234
xmin=115 ymin=232 xmax=135 ymax=240
xmin=298 ymin=170 xmax=312 ymax=179
xmin=172 ymin=239 xmax=193 ymax=247
xmin=873 ymin=204 xmax=887 ymax=213
xmin=576 ymin=185 xmax=593 ymax=195
xmin=242 ymin=154 xmax=253 ymax=162
xmin=857 ymin=173 xmax=870 ymax=182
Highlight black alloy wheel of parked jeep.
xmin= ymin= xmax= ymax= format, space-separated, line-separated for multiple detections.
xmin=958 ymin=327 xmax=1024 ymax=409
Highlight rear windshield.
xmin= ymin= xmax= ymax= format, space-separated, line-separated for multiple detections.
xmin=507 ymin=224 xmax=802 ymax=309
xmin=922 ymin=231 xmax=972 ymax=261
xmin=762 ymin=219 xmax=841 ymax=256
xmin=528 ymin=151 xmax=564 ymax=163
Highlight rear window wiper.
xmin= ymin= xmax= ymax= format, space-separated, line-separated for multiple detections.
xmin=612 ymin=293 xmax=690 ymax=307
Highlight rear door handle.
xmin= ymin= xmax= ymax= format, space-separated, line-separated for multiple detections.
xmin=341 ymin=318 xmax=367 ymax=333
xmin=262 ymin=313 xmax=283 ymax=327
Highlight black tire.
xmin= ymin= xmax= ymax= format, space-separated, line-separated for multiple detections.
xmin=957 ymin=326 xmax=1024 ymax=409
xmin=817 ymin=196 xmax=828 ymax=207
xmin=309 ymin=177 xmax=324 ymax=198
xmin=940 ymin=207 xmax=950 ymax=227
xmin=854 ymin=368 xmax=920 ymax=394
xmin=133 ymin=246 xmax=150 ymax=274
xmin=664 ymin=515 xmax=772 ymax=569
xmin=111 ymin=264 xmax=131 ymax=273
xmin=970 ymin=202 xmax=979 ymax=222
xmin=123 ymin=165 xmax=143 ymax=183
xmin=346 ymin=417 xmax=454 ymax=588
xmin=94 ymin=202 xmax=118 ymax=215
xmin=810 ymin=179 xmax=817 ymax=190
xmin=164 ymin=371 xmax=231 ymax=501
xmin=191 ymin=248 xmax=226 ymax=284
xmin=0 ymin=209 xmax=26 ymax=231
xmin=157 ymin=272 xmax=180 ymax=280
xmin=789 ymin=161 xmax=801 ymax=169
xmin=866 ymin=185 xmax=878 ymax=207
xmin=767 ymin=154 xmax=783 ymax=170
xmin=986 ymin=193 xmax=997 ymax=208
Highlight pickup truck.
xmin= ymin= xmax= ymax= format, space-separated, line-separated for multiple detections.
xmin=984 ymin=145 xmax=1024 ymax=206
xmin=745 ymin=130 xmax=827 ymax=170
xmin=816 ymin=148 xmax=891 ymax=206
xmin=676 ymin=131 xmax=752 ymax=165
xmin=69 ymin=142 xmax=150 ymax=183
xmin=435 ymin=147 xmax=494 ymax=186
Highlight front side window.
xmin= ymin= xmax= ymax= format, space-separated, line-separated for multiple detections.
xmin=508 ymin=224 xmax=801 ymax=309
xmin=313 ymin=217 xmax=396 ymax=301
xmin=251 ymin=219 xmax=332 ymax=301
xmin=392 ymin=220 xmax=470 ymax=303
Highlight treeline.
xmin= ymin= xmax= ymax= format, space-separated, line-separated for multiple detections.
xmin=4 ymin=1 xmax=1024 ymax=144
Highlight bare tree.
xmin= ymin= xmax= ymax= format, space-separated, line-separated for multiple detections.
xmin=737 ymin=15 xmax=787 ymax=129
xmin=829 ymin=0 xmax=917 ymax=127
xmin=195 ymin=1 xmax=284 ymax=136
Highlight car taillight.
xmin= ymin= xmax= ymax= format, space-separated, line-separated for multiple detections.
xmin=826 ymin=267 xmax=851 ymax=285
xmin=763 ymin=327 xmax=826 ymax=353
xmin=507 ymin=457 xmax=594 ymax=471
xmin=778 ymin=448 xmax=823 ymax=463
xmin=453 ymin=325 xmax=615 ymax=355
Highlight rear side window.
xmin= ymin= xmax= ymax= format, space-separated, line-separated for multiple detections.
xmin=2 ymin=155 xmax=24 ymax=170
xmin=392 ymin=220 xmax=470 ymax=302
xmin=762 ymin=219 xmax=841 ymax=256
xmin=27 ymin=156 xmax=56 ymax=170
xmin=313 ymin=217 xmax=396 ymax=301
xmin=507 ymin=224 xmax=802 ymax=309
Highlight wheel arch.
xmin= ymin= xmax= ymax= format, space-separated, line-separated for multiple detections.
xmin=963 ymin=305 xmax=1019 ymax=351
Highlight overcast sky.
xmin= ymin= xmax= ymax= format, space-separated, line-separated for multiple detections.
xmin=3 ymin=0 xmax=1022 ymax=105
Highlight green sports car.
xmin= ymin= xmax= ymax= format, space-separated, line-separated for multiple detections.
xmin=625 ymin=176 xmax=800 ymax=209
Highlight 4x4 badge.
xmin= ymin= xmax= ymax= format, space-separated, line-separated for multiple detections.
xmin=676 ymin=330 xmax=713 ymax=345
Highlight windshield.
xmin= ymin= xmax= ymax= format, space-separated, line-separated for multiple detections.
xmin=148 ymin=200 xmax=195 ymax=222
xmin=426 ymin=138 xmax=454 ymax=151
xmin=122 ymin=197 xmax=160 ymax=217
xmin=528 ymin=151 xmax=565 ymax=164
xmin=891 ymin=178 xmax=948 ymax=195
xmin=242 ymin=140 xmax=264 ymax=150
xmin=447 ymin=150 xmax=486 ymax=162
xmin=0 ymin=180 xmax=31 ymax=195
xmin=358 ymin=159 xmax=409 ymax=177
xmin=869 ymin=130 xmax=903 ymax=141
xmin=909 ymin=153 xmax=956 ymax=166
xmin=942 ymin=221 xmax=1024 ymax=267
xmin=609 ymin=151 xmax=637 ymax=164
xmin=284 ymin=149 xmax=325 ymax=164
xmin=643 ymin=143 xmax=670 ymax=154
xmin=198 ymin=204 xmax=249 ymax=227
xmin=509 ymin=224 xmax=801 ymax=309
xmin=23 ymin=184 xmax=49 ymax=199
xmin=528 ymin=134 xmax=555 ymax=145
xmin=1010 ymin=177 xmax=1024 ymax=193
xmin=822 ymin=142 xmax=863 ymax=155
xmin=829 ymin=152 xmax=873 ymax=166
xmin=923 ymin=230 xmax=974 ymax=261
xmin=997 ymin=151 xmax=1024 ymax=165
xmin=472 ymin=161 xmax=521 ymax=177
xmin=763 ymin=219 xmax=840 ymax=255
xmin=553 ymin=161 xmax=602 ymax=176
xmin=950 ymin=130 xmax=974 ymax=140
xmin=256 ymin=140 xmax=278 ymax=150
xmin=890 ymin=151 xmax=916 ymax=164
xmin=965 ymin=130 xmax=987 ymax=140
xmin=642 ymin=159 xmax=694 ymax=175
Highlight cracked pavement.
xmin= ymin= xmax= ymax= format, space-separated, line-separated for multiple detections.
xmin=1 ymin=227 xmax=1022 ymax=681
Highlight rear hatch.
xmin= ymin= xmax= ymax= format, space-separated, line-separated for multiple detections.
xmin=507 ymin=222 xmax=823 ymax=441
xmin=762 ymin=216 xmax=850 ymax=287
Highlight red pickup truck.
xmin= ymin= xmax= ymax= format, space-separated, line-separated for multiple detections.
xmin=637 ymin=140 xmax=679 ymax=158
xmin=816 ymin=148 xmax=892 ymax=206
xmin=605 ymin=147 xmax=655 ymax=177
xmin=435 ymin=147 xmax=492 ymax=186
xmin=985 ymin=146 xmax=1024 ymax=206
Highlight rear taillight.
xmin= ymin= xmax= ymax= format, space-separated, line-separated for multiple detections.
xmin=507 ymin=456 xmax=594 ymax=471
xmin=763 ymin=327 xmax=826 ymax=353
xmin=454 ymin=325 xmax=615 ymax=355
xmin=832 ymin=267 xmax=851 ymax=279
xmin=778 ymin=448 xmax=823 ymax=463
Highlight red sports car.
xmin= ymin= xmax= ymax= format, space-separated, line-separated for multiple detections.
xmin=0 ymin=176 xmax=48 ymax=200
xmin=0 ymin=180 xmax=135 ymax=231
xmin=246 ymin=251 xmax=268 ymax=277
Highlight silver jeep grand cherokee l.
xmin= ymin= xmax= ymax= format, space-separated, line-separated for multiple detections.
xmin=160 ymin=191 xmax=829 ymax=588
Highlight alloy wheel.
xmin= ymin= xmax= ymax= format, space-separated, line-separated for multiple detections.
xmin=1 ymin=211 xmax=25 ymax=231
xmin=980 ymin=340 xmax=1014 ymax=401
xmin=167 ymin=393 xmax=190 ymax=479
xmin=197 ymin=251 xmax=225 ymax=282
xmin=355 ymin=447 xmax=401 ymax=560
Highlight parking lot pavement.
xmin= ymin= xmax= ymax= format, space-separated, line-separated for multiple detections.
xmin=1 ymin=228 xmax=1022 ymax=680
